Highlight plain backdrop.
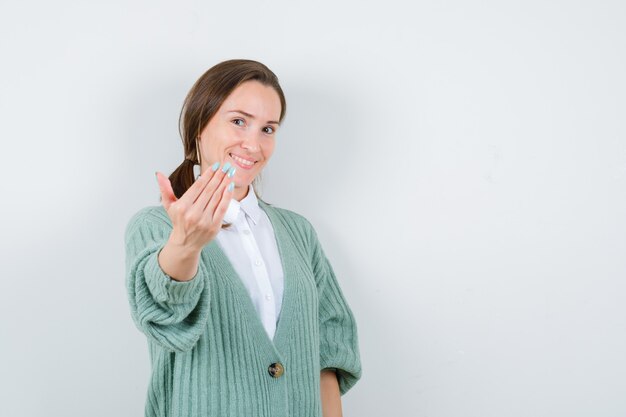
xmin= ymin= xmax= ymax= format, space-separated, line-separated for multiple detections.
xmin=1 ymin=0 xmax=625 ymax=416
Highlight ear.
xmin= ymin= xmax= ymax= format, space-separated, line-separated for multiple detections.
xmin=196 ymin=137 xmax=202 ymax=164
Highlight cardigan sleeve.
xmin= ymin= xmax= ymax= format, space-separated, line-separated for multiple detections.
xmin=308 ymin=224 xmax=362 ymax=396
xmin=124 ymin=207 xmax=211 ymax=353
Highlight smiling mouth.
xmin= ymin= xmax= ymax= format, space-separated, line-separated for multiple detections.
xmin=229 ymin=153 xmax=257 ymax=167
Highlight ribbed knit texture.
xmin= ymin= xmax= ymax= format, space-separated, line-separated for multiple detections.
xmin=125 ymin=200 xmax=362 ymax=417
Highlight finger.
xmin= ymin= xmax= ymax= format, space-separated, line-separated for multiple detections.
xmin=177 ymin=163 xmax=219 ymax=206
xmin=193 ymin=162 xmax=230 ymax=208
xmin=156 ymin=171 xmax=177 ymax=210
xmin=204 ymin=165 xmax=235 ymax=218
xmin=212 ymin=180 xmax=235 ymax=224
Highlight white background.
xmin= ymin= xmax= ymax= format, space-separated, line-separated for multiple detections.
xmin=1 ymin=0 xmax=625 ymax=416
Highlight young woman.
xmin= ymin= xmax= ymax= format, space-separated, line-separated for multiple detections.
xmin=125 ymin=59 xmax=362 ymax=417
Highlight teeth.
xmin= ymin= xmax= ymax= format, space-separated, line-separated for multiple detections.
xmin=230 ymin=153 xmax=255 ymax=166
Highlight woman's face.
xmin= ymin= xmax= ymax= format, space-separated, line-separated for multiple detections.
xmin=198 ymin=80 xmax=282 ymax=201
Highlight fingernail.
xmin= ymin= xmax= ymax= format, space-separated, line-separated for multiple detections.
xmin=227 ymin=167 xmax=236 ymax=178
xmin=227 ymin=182 xmax=234 ymax=192
xmin=211 ymin=161 xmax=220 ymax=171
xmin=221 ymin=162 xmax=231 ymax=173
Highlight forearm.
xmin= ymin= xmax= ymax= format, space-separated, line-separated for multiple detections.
xmin=320 ymin=369 xmax=342 ymax=417
xmin=157 ymin=236 xmax=202 ymax=282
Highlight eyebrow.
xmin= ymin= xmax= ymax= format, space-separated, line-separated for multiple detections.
xmin=227 ymin=110 xmax=280 ymax=126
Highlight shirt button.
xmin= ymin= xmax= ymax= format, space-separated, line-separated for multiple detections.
xmin=265 ymin=294 xmax=272 ymax=300
xmin=268 ymin=362 xmax=284 ymax=378
xmin=243 ymin=230 xmax=251 ymax=235
xmin=255 ymin=259 xmax=262 ymax=266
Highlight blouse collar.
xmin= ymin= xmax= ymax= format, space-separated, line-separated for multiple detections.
xmin=222 ymin=183 xmax=262 ymax=225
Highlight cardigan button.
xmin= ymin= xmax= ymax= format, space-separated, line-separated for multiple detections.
xmin=268 ymin=362 xmax=284 ymax=378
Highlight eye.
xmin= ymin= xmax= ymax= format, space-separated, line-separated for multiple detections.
xmin=263 ymin=126 xmax=275 ymax=134
xmin=232 ymin=118 xmax=245 ymax=126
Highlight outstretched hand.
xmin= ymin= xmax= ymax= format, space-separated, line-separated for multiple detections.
xmin=155 ymin=163 xmax=235 ymax=252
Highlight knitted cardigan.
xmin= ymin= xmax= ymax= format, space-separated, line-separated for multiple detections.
xmin=124 ymin=199 xmax=362 ymax=417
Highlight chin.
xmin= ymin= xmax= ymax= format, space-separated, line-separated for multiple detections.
xmin=240 ymin=171 xmax=258 ymax=181
xmin=235 ymin=178 xmax=253 ymax=188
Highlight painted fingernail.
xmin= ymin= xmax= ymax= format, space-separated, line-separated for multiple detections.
xmin=221 ymin=162 xmax=231 ymax=173
xmin=227 ymin=182 xmax=234 ymax=192
xmin=227 ymin=167 xmax=236 ymax=178
xmin=211 ymin=161 xmax=220 ymax=171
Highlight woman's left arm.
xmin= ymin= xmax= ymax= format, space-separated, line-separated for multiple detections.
xmin=321 ymin=369 xmax=342 ymax=417
xmin=304 ymin=218 xmax=362 ymax=395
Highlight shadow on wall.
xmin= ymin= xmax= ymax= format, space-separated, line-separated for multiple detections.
xmin=263 ymin=80 xmax=360 ymax=208
xmin=119 ymin=72 xmax=192 ymax=208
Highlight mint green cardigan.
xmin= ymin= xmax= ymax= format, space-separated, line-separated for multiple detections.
xmin=125 ymin=199 xmax=362 ymax=417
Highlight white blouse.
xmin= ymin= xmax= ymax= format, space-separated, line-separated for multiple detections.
xmin=215 ymin=184 xmax=285 ymax=341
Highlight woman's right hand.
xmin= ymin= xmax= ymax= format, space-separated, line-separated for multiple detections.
xmin=155 ymin=162 xmax=235 ymax=253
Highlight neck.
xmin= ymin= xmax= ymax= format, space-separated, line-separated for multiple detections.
xmin=233 ymin=184 xmax=249 ymax=201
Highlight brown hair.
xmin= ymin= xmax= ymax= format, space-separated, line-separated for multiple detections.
xmin=168 ymin=59 xmax=287 ymax=209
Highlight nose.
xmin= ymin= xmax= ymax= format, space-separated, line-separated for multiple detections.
xmin=241 ymin=130 xmax=261 ymax=152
